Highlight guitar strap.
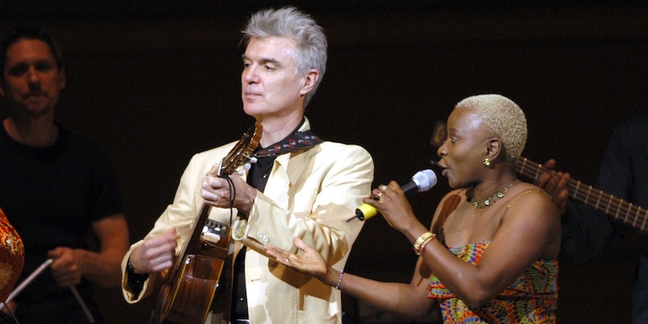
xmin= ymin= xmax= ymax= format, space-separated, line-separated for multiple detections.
xmin=249 ymin=128 xmax=323 ymax=190
xmin=254 ymin=129 xmax=323 ymax=158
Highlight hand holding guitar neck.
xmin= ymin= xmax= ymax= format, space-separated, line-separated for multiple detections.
xmin=516 ymin=156 xmax=647 ymax=232
xmin=530 ymin=159 xmax=570 ymax=216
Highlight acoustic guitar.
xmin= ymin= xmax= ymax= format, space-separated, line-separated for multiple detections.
xmin=151 ymin=123 xmax=262 ymax=324
xmin=516 ymin=157 xmax=647 ymax=232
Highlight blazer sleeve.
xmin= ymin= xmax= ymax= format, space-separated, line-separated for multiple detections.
xmin=121 ymin=150 xmax=223 ymax=303
xmin=232 ymin=143 xmax=374 ymax=266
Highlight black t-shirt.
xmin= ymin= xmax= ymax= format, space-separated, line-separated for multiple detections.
xmin=0 ymin=124 xmax=124 ymax=322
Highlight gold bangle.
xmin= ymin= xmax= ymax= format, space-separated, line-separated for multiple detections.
xmin=417 ymin=236 xmax=435 ymax=255
xmin=413 ymin=232 xmax=435 ymax=255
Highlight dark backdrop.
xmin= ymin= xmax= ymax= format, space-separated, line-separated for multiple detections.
xmin=1 ymin=1 xmax=647 ymax=323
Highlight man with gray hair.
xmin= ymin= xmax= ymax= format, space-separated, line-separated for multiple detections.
xmin=121 ymin=7 xmax=374 ymax=324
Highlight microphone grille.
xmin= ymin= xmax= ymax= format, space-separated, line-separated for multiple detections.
xmin=412 ymin=169 xmax=437 ymax=191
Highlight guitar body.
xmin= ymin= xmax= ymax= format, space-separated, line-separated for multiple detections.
xmin=154 ymin=255 xmax=229 ymax=323
xmin=151 ymin=123 xmax=262 ymax=324
xmin=151 ymin=206 xmax=233 ymax=324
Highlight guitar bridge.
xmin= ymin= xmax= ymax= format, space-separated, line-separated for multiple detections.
xmin=201 ymin=219 xmax=229 ymax=248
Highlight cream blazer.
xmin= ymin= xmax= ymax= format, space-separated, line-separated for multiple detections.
xmin=121 ymin=119 xmax=374 ymax=324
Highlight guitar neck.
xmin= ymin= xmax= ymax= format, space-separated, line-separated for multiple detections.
xmin=516 ymin=157 xmax=647 ymax=232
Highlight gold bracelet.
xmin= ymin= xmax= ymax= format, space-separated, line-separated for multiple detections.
xmin=413 ymin=232 xmax=436 ymax=255
xmin=417 ymin=235 xmax=435 ymax=255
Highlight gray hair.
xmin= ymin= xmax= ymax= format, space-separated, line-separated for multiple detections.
xmin=455 ymin=94 xmax=527 ymax=165
xmin=242 ymin=7 xmax=327 ymax=107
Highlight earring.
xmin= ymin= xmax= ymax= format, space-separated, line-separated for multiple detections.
xmin=483 ymin=158 xmax=492 ymax=168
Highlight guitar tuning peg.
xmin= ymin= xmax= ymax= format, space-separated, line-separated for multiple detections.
xmin=241 ymin=157 xmax=258 ymax=174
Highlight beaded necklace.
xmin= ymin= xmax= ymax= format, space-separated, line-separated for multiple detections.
xmin=469 ymin=180 xmax=516 ymax=208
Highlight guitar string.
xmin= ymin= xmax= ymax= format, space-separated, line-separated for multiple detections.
xmin=516 ymin=159 xmax=646 ymax=231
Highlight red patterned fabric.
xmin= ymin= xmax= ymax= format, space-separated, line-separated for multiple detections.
xmin=0 ymin=207 xmax=24 ymax=302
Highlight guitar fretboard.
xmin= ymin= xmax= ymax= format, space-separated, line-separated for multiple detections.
xmin=516 ymin=157 xmax=647 ymax=232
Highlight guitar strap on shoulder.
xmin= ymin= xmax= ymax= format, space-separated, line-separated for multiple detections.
xmin=254 ymin=130 xmax=323 ymax=158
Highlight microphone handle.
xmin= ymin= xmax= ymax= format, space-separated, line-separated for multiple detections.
xmin=352 ymin=203 xmax=377 ymax=221
xmin=399 ymin=181 xmax=419 ymax=195
xmin=347 ymin=181 xmax=417 ymax=222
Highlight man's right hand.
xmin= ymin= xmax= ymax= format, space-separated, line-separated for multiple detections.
xmin=535 ymin=159 xmax=570 ymax=217
xmin=129 ymin=227 xmax=178 ymax=274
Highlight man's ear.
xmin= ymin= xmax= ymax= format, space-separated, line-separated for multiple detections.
xmin=299 ymin=69 xmax=319 ymax=96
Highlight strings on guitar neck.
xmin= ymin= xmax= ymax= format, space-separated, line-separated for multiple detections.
xmin=516 ymin=157 xmax=647 ymax=232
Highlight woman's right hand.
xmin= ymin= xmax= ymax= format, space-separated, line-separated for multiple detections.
xmin=364 ymin=182 xmax=420 ymax=234
xmin=264 ymin=237 xmax=332 ymax=284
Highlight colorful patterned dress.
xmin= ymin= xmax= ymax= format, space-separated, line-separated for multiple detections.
xmin=427 ymin=240 xmax=558 ymax=323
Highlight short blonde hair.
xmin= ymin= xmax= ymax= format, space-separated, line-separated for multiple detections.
xmin=455 ymin=94 xmax=527 ymax=164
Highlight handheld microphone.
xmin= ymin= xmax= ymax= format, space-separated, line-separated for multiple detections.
xmin=346 ymin=169 xmax=437 ymax=222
